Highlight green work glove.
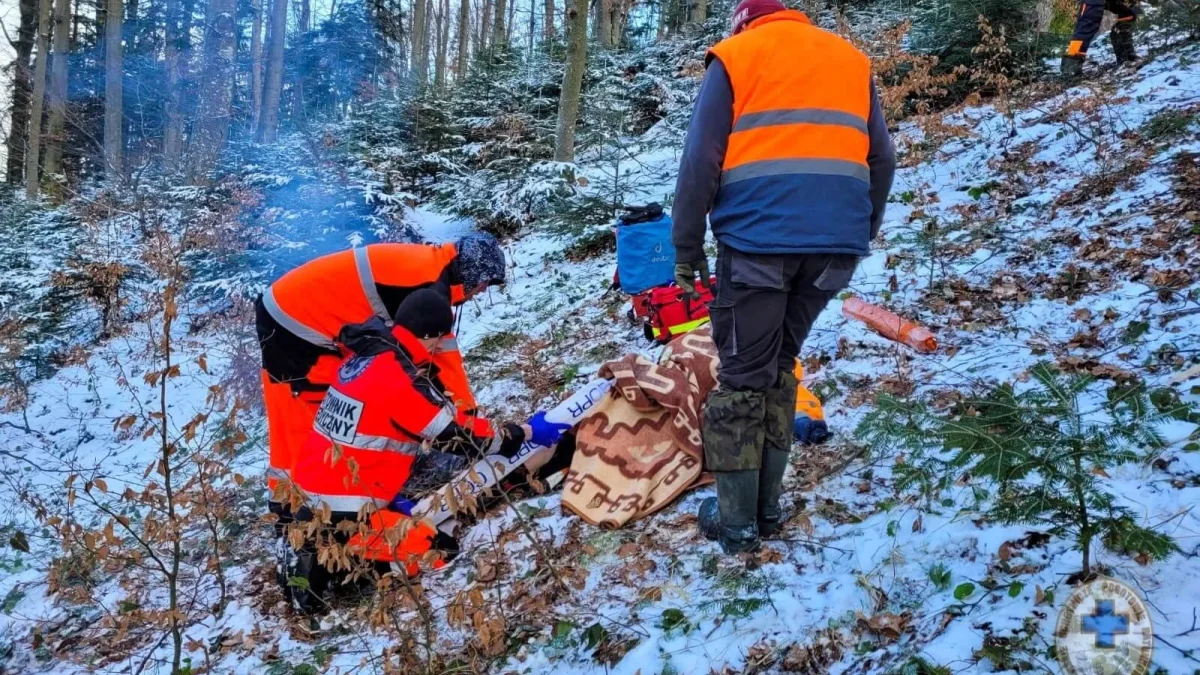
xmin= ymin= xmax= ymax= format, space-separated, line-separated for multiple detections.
xmin=674 ymin=259 xmax=711 ymax=298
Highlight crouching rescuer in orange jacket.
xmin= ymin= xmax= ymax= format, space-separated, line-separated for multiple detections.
xmin=278 ymin=290 xmax=573 ymax=612
xmin=257 ymin=234 xmax=507 ymax=519
xmin=671 ymin=0 xmax=895 ymax=553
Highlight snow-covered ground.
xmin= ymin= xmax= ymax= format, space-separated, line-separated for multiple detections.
xmin=1 ymin=36 xmax=1199 ymax=675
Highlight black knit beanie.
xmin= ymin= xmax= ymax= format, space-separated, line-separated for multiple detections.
xmin=394 ymin=289 xmax=455 ymax=339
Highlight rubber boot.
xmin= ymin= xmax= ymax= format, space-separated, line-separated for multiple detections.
xmin=1061 ymin=54 xmax=1085 ymax=79
xmin=1111 ymin=23 xmax=1137 ymax=65
xmin=699 ymin=388 xmax=766 ymax=554
xmin=759 ymin=369 xmax=798 ymax=537
xmin=697 ymin=471 xmax=761 ymax=554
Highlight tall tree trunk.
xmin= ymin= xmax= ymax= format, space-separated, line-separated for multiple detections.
xmin=597 ymin=0 xmax=611 ymax=47
xmin=103 ymin=0 xmax=122 ymax=176
xmin=420 ymin=0 xmax=433 ymax=80
xmin=24 ymin=0 xmax=53 ymax=197
xmin=6 ymin=0 xmax=37 ymax=184
xmin=410 ymin=0 xmax=427 ymax=83
xmin=552 ymin=0 xmax=586 ymax=162
xmin=258 ymin=0 xmax=287 ymax=141
xmin=491 ymin=0 xmax=505 ymax=47
xmin=434 ymin=0 xmax=449 ymax=89
xmin=42 ymin=0 xmax=71 ymax=184
xmin=543 ymin=0 xmax=553 ymax=44
xmin=689 ymin=0 xmax=705 ymax=24
xmin=292 ymin=0 xmax=309 ymax=121
xmin=191 ymin=0 xmax=236 ymax=172
xmin=250 ymin=0 xmax=264 ymax=129
xmin=162 ymin=0 xmax=186 ymax=163
xmin=455 ymin=0 xmax=470 ymax=77
xmin=505 ymin=0 xmax=514 ymax=43
xmin=478 ymin=0 xmax=491 ymax=52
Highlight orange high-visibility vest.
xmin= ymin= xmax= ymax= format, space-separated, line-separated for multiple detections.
xmin=262 ymin=244 xmax=478 ymax=492
xmin=291 ymin=325 xmax=495 ymax=514
xmin=706 ymin=11 xmax=874 ymax=255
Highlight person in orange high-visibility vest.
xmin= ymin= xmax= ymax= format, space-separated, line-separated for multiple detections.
xmin=256 ymin=234 xmax=507 ymax=516
xmin=281 ymin=290 xmax=571 ymax=612
xmin=672 ymin=0 xmax=895 ymax=553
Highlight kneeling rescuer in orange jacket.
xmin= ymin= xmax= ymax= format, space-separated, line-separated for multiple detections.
xmin=255 ymin=234 xmax=507 ymax=513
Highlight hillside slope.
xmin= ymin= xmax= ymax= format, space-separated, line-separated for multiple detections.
xmin=0 ymin=36 xmax=1198 ymax=675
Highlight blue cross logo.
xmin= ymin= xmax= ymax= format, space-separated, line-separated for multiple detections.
xmin=1081 ymin=600 xmax=1129 ymax=648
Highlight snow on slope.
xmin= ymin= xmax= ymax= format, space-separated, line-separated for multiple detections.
xmin=1 ymin=39 xmax=1199 ymax=675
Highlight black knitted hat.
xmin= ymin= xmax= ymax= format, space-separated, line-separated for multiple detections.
xmin=394 ymin=289 xmax=455 ymax=339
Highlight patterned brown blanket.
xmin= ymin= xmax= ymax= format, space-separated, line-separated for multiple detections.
xmin=561 ymin=329 xmax=719 ymax=528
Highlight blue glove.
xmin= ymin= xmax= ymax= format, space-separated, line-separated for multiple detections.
xmin=793 ymin=415 xmax=830 ymax=445
xmin=528 ymin=411 xmax=571 ymax=448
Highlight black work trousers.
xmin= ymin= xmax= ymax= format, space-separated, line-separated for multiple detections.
xmin=708 ymin=244 xmax=858 ymax=393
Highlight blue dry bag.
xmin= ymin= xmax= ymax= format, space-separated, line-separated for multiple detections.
xmin=615 ymin=204 xmax=676 ymax=295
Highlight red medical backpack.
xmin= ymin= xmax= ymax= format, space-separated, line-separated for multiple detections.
xmin=629 ymin=276 xmax=718 ymax=344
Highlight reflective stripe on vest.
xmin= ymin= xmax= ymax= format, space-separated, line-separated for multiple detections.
xmin=721 ymin=158 xmax=870 ymax=186
xmin=421 ymin=406 xmax=456 ymax=439
xmin=353 ymin=246 xmax=390 ymax=320
xmin=432 ymin=336 xmax=459 ymax=353
xmin=732 ymin=108 xmax=867 ymax=134
xmin=306 ymin=492 xmax=386 ymax=513
xmin=318 ymin=431 xmax=424 ymax=454
xmin=262 ymin=287 xmax=338 ymax=349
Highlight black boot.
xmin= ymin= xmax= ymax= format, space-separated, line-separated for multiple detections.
xmin=758 ymin=369 xmax=798 ymax=537
xmin=697 ymin=470 xmax=761 ymax=554
xmin=700 ymin=388 xmax=766 ymax=554
xmin=1061 ymin=54 xmax=1085 ymax=79
xmin=1111 ymin=23 xmax=1137 ymax=65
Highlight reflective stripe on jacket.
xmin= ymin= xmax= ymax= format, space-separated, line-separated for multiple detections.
xmin=291 ymin=322 xmax=496 ymax=514
xmin=706 ymin=11 xmax=874 ymax=255
xmin=258 ymin=242 xmax=478 ymax=410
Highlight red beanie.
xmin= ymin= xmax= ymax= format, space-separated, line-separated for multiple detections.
xmin=731 ymin=0 xmax=786 ymax=33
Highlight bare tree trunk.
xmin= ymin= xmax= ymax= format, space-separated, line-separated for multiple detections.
xmin=191 ymin=0 xmax=236 ymax=172
xmin=491 ymin=0 xmax=505 ymax=47
xmin=455 ymin=0 xmax=470 ymax=77
xmin=6 ymin=0 xmax=37 ymax=183
xmin=656 ymin=0 xmax=668 ymax=39
xmin=689 ymin=0 xmax=705 ymax=24
xmin=258 ymin=0 xmax=287 ymax=141
xmin=434 ymin=0 xmax=449 ymax=89
xmin=250 ymin=0 xmax=264 ymax=128
xmin=24 ymin=0 xmax=53 ymax=197
xmin=478 ymin=0 xmax=491 ymax=52
xmin=411 ymin=0 xmax=427 ymax=83
xmin=552 ymin=0 xmax=586 ymax=162
xmin=421 ymin=0 xmax=433 ymax=79
xmin=505 ymin=0 xmax=515 ymax=43
xmin=42 ymin=0 xmax=71 ymax=184
xmin=597 ymin=0 xmax=611 ymax=46
xmin=103 ymin=0 xmax=122 ymax=177
xmin=291 ymin=0 xmax=309 ymax=121
xmin=543 ymin=0 xmax=553 ymax=44
xmin=162 ymin=0 xmax=188 ymax=164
